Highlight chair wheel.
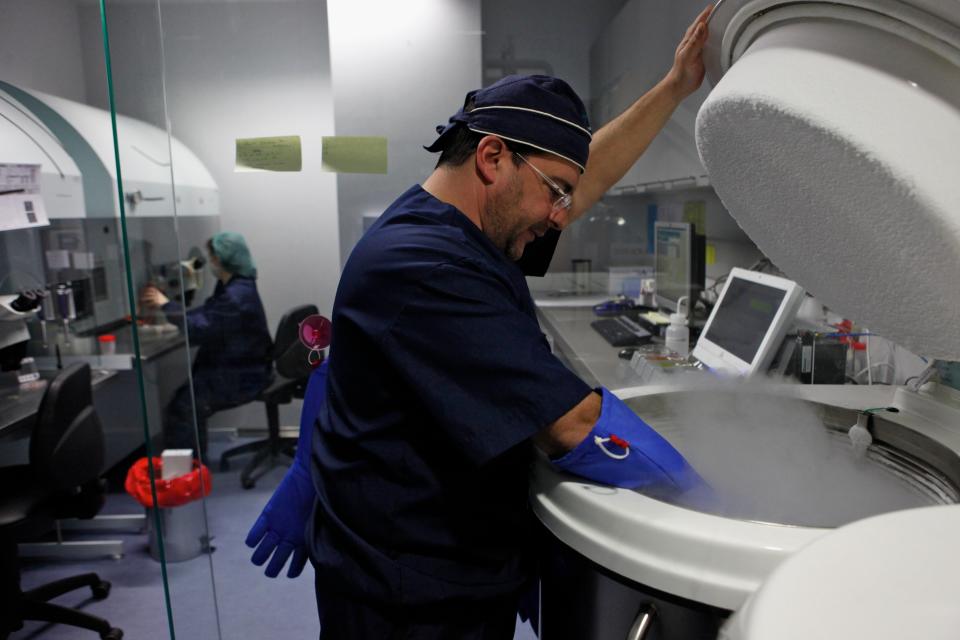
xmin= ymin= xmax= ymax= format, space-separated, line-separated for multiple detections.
xmin=101 ymin=628 xmax=123 ymax=640
xmin=241 ymin=478 xmax=255 ymax=490
xmin=91 ymin=580 xmax=112 ymax=600
xmin=219 ymin=459 xmax=230 ymax=472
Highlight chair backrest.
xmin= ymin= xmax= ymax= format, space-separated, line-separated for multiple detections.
xmin=273 ymin=304 xmax=319 ymax=380
xmin=30 ymin=363 xmax=105 ymax=493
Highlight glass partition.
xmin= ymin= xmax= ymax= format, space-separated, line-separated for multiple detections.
xmin=1 ymin=2 xmax=191 ymax=639
xmin=102 ymin=0 xmax=338 ymax=637
xmin=97 ymin=0 xmax=222 ymax=638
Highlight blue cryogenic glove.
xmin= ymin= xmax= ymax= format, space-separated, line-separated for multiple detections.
xmin=245 ymin=359 xmax=328 ymax=578
xmin=551 ymin=387 xmax=704 ymax=492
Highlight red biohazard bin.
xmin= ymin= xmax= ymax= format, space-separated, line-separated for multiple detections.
xmin=125 ymin=457 xmax=212 ymax=562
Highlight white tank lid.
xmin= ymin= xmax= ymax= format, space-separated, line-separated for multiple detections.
xmin=696 ymin=0 xmax=960 ymax=359
xmin=722 ymin=505 xmax=960 ymax=640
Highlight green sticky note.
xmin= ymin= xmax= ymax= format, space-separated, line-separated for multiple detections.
xmin=236 ymin=136 xmax=302 ymax=172
xmin=706 ymin=243 xmax=717 ymax=265
xmin=322 ymin=136 xmax=387 ymax=174
xmin=683 ymin=200 xmax=706 ymax=235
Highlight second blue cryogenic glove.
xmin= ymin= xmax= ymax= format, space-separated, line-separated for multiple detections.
xmin=245 ymin=359 xmax=328 ymax=578
xmin=551 ymin=387 xmax=703 ymax=492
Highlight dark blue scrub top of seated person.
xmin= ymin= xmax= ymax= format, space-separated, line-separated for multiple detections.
xmin=162 ymin=275 xmax=271 ymax=394
xmin=309 ymin=185 xmax=591 ymax=607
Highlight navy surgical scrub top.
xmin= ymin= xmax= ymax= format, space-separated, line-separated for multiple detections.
xmin=309 ymin=185 xmax=591 ymax=607
xmin=162 ymin=276 xmax=272 ymax=393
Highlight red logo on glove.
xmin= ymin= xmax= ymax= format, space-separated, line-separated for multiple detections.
xmin=609 ymin=434 xmax=630 ymax=449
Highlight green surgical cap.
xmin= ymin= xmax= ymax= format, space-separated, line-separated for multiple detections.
xmin=210 ymin=232 xmax=257 ymax=278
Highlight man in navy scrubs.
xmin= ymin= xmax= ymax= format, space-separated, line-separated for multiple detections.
xmin=309 ymin=7 xmax=713 ymax=637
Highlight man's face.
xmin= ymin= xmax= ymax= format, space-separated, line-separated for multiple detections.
xmin=483 ymin=153 xmax=578 ymax=261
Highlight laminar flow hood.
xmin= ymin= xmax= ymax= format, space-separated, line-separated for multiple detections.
xmin=0 ymin=87 xmax=84 ymax=220
xmin=0 ymin=80 xmax=218 ymax=220
xmin=695 ymin=0 xmax=960 ymax=360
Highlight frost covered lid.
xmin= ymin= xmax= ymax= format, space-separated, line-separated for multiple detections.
xmin=696 ymin=0 xmax=960 ymax=359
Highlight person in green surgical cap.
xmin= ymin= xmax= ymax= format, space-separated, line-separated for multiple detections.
xmin=141 ymin=232 xmax=272 ymax=460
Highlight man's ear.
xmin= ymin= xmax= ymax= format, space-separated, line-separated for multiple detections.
xmin=475 ymin=135 xmax=509 ymax=185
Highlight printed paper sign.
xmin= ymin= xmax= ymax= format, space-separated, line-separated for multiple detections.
xmin=0 ymin=164 xmax=49 ymax=232
xmin=235 ymin=136 xmax=302 ymax=172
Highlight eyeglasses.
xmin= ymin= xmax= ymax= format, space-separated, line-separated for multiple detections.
xmin=514 ymin=152 xmax=573 ymax=212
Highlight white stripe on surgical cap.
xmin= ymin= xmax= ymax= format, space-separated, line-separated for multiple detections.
xmin=467 ymin=127 xmax=586 ymax=172
xmin=469 ymin=105 xmax=593 ymax=139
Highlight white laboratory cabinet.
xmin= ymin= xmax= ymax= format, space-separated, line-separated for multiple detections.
xmin=0 ymin=80 xmax=219 ymax=219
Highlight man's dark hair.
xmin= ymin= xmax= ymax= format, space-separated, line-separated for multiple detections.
xmin=434 ymin=126 xmax=485 ymax=168
xmin=434 ymin=127 xmax=548 ymax=170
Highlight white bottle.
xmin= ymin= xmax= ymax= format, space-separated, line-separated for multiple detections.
xmin=665 ymin=296 xmax=690 ymax=357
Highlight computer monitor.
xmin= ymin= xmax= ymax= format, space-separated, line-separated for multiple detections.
xmin=654 ymin=221 xmax=705 ymax=313
xmin=692 ymin=267 xmax=805 ymax=377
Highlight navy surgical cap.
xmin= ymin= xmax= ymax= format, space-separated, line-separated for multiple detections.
xmin=425 ymin=75 xmax=592 ymax=172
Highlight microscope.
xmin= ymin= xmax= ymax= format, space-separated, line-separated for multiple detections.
xmin=151 ymin=253 xmax=205 ymax=307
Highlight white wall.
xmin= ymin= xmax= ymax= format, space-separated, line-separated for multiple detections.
xmin=76 ymin=0 xmax=340 ymax=429
xmin=326 ymin=0 xmax=620 ymax=268
xmin=548 ymin=0 xmax=759 ymax=277
xmin=79 ymin=1 xmax=340 ymax=329
xmin=481 ymin=0 xmax=627 ymax=106
xmin=0 ymin=1 xmax=88 ymax=102
xmin=591 ymin=0 xmax=712 ymax=187
xmin=328 ymin=0 xmax=483 ymax=261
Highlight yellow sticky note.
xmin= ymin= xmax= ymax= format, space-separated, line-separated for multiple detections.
xmin=706 ymin=243 xmax=717 ymax=265
xmin=236 ymin=136 xmax=302 ymax=172
xmin=322 ymin=137 xmax=387 ymax=174
xmin=683 ymin=200 xmax=706 ymax=235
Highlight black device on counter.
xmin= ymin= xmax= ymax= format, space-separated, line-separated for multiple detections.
xmin=68 ymin=278 xmax=94 ymax=320
xmin=784 ymin=331 xmax=847 ymax=384
xmin=592 ymin=297 xmax=660 ymax=318
xmin=0 ymin=342 xmax=27 ymax=371
xmin=590 ymin=316 xmax=653 ymax=347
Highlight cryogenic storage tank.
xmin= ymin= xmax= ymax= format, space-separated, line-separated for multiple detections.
xmin=533 ymin=1 xmax=960 ymax=637
xmin=719 ymin=505 xmax=960 ymax=640
xmin=533 ymin=384 xmax=960 ymax=637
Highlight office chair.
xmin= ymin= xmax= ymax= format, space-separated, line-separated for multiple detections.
xmin=0 ymin=363 xmax=123 ymax=640
xmin=220 ymin=304 xmax=318 ymax=489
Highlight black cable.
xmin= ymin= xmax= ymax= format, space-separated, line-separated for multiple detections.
xmin=0 ymin=93 xmax=62 ymax=147
xmin=0 ymin=110 xmax=65 ymax=178
xmin=131 ymin=144 xmax=171 ymax=167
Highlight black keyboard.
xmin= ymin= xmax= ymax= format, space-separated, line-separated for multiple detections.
xmin=590 ymin=316 xmax=653 ymax=347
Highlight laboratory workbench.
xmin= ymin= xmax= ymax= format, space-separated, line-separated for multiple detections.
xmin=0 ymin=368 xmax=117 ymax=441
xmin=534 ymin=299 xmax=655 ymax=390
xmin=6 ymin=324 xmax=196 ymax=470
xmin=29 ymin=323 xmax=187 ymax=371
